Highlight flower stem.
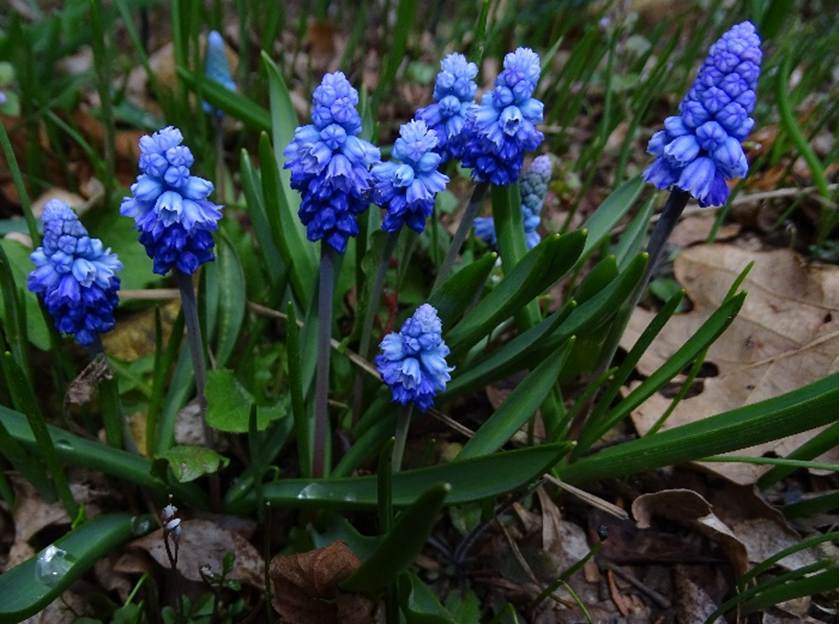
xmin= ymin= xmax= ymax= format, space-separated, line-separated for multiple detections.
xmin=432 ymin=182 xmax=488 ymax=291
xmin=391 ymin=404 xmax=414 ymax=473
xmin=351 ymin=231 xmax=398 ymax=422
xmin=175 ymin=271 xmax=207 ymax=415
xmin=313 ymin=245 xmax=337 ymax=478
xmin=643 ymin=189 xmax=690 ymax=291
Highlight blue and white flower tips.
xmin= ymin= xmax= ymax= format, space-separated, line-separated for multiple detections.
xmin=284 ymin=72 xmax=381 ymax=253
xmin=644 ymin=21 xmax=762 ymax=207
xmin=461 ymin=47 xmax=544 ymax=186
xmin=28 ymin=200 xmax=122 ymax=346
xmin=376 ymin=304 xmax=453 ymax=411
xmin=474 ymin=154 xmax=552 ymax=248
xmin=372 ymin=120 xmax=449 ymax=234
xmin=203 ymin=30 xmax=235 ymax=114
xmin=414 ymin=53 xmax=478 ymax=163
xmin=121 ymin=126 xmax=222 ymax=275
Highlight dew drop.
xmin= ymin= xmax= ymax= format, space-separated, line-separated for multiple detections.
xmin=54 ymin=439 xmax=74 ymax=453
xmin=296 ymin=483 xmax=326 ymax=500
xmin=35 ymin=545 xmax=74 ymax=586
xmin=131 ymin=516 xmax=152 ymax=535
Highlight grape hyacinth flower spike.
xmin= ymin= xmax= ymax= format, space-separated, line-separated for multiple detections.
xmin=28 ymin=199 xmax=122 ymax=347
xmin=284 ymin=72 xmax=380 ymax=477
xmin=435 ymin=48 xmax=544 ymax=288
xmin=414 ymin=53 xmax=478 ymax=164
xmin=474 ymin=154 xmax=552 ymax=249
xmin=643 ymin=22 xmax=761 ymax=280
xmin=121 ymin=126 xmax=222 ymax=421
xmin=203 ymin=31 xmax=236 ymax=115
xmin=375 ymin=304 xmax=453 ymax=470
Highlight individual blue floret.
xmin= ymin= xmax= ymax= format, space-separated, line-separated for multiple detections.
xmin=284 ymin=72 xmax=381 ymax=253
xmin=375 ymin=303 xmax=453 ymax=412
xmin=414 ymin=53 xmax=478 ymax=163
xmin=372 ymin=120 xmax=450 ymax=234
xmin=28 ymin=199 xmax=122 ymax=346
xmin=460 ymin=47 xmax=545 ymax=186
xmin=644 ymin=21 xmax=762 ymax=207
xmin=120 ymin=126 xmax=222 ymax=275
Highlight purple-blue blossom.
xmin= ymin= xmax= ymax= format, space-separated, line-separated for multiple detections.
xmin=474 ymin=154 xmax=552 ymax=249
xmin=284 ymin=72 xmax=381 ymax=253
xmin=414 ymin=53 xmax=478 ymax=163
xmin=28 ymin=199 xmax=122 ymax=346
xmin=372 ymin=120 xmax=449 ymax=234
xmin=375 ymin=304 xmax=453 ymax=411
xmin=460 ymin=47 xmax=544 ymax=186
xmin=121 ymin=126 xmax=222 ymax=275
xmin=203 ymin=30 xmax=236 ymax=114
xmin=644 ymin=21 xmax=762 ymax=207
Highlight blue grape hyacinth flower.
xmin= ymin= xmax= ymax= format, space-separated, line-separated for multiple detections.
xmin=121 ymin=126 xmax=222 ymax=275
xmin=28 ymin=199 xmax=122 ymax=346
xmin=284 ymin=72 xmax=381 ymax=253
xmin=375 ymin=304 xmax=453 ymax=412
xmin=461 ymin=47 xmax=545 ymax=186
xmin=414 ymin=53 xmax=478 ymax=163
xmin=372 ymin=120 xmax=450 ymax=234
xmin=474 ymin=154 xmax=552 ymax=249
xmin=644 ymin=21 xmax=762 ymax=207
xmin=203 ymin=30 xmax=236 ymax=114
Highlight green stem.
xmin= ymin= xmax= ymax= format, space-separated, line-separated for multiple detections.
xmin=391 ymin=405 xmax=413 ymax=473
xmin=175 ymin=271 xmax=207 ymax=415
xmin=92 ymin=337 xmax=124 ymax=450
xmin=313 ymin=245 xmax=337 ymax=478
xmin=0 ymin=123 xmax=38 ymax=243
xmin=433 ymin=182 xmax=488 ymax=291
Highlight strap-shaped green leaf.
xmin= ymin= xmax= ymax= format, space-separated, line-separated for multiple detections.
xmin=575 ymin=175 xmax=644 ymax=267
xmin=427 ymin=252 xmax=497 ymax=328
xmin=446 ymin=231 xmax=586 ymax=356
xmin=563 ymin=371 xmax=839 ymax=484
xmin=176 ymin=66 xmax=270 ymax=131
xmin=341 ymin=483 xmax=449 ymax=592
xmin=228 ymin=443 xmax=566 ymax=512
xmin=458 ymin=338 xmax=577 ymax=460
xmin=399 ymin=572 xmax=457 ymax=623
xmin=239 ymin=150 xmax=286 ymax=286
xmin=0 ymin=514 xmax=148 ymax=623
xmin=214 ymin=237 xmax=246 ymax=368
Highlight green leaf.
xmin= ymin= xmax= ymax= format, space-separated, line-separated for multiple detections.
xmin=443 ymin=253 xmax=647 ymax=398
xmin=0 ymin=240 xmax=49 ymax=350
xmin=445 ymin=590 xmax=481 ymax=624
xmin=427 ymin=252 xmax=497 ymax=328
xmin=258 ymin=132 xmax=316 ymax=308
xmin=575 ymin=176 xmax=644 ymax=267
xmin=373 ymin=0 xmax=418 ymax=103
xmin=574 ymin=292 xmax=746 ymax=454
xmin=341 ymin=483 xmax=449 ymax=592
xmin=177 ymin=66 xmax=270 ymax=131
xmin=458 ymin=339 xmax=576 ymax=460
xmin=613 ymin=195 xmax=654 ymax=270
xmin=0 ymin=514 xmax=148 ymax=623
xmin=158 ymin=445 xmax=229 ymax=483
xmin=206 ymin=369 xmax=287 ymax=434
xmin=214 ymin=237 xmax=245 ymax=368
xmin=399 ymin=573 xmax=456 ymax=624
xmin=446 ymin=231 xmax=586 ymax=355
xmin=239 ymin=150 xmax=286 ymax=285
xmin=563 ymin=372 xmax=839 ymax=485
xmin=574 ymin=255 xmax=618 ymax=303
xmin=230 ymin=443 xmax=566 ymax=512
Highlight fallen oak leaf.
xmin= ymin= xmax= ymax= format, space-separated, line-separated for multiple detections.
xmin=269 ymin=541 xmax=375 ymax=624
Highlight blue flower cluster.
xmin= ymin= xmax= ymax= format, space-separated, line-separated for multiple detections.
xmin=474 ymin=154 xmax=552 ymax=249
xmin=644 ymin=21 xmax=762 ymax=207
xmin=414 ymin=53 xmax=478 ymax=163
xmin=28 ymin=200 xmax=122 ymax=346
xmin=203 ymin=30 xmax=236 ymax=115
xmin=284 ymin=72 xmax=381 ymax=253
xmin=372 ymin=120 xmax=450 ymax=234
xmin=375 ymin=304 xmax=453 ymax=411
xmin=460 ymin=47 xmax=544 ymax=185
xmin=121 ymin=127 xmax=222 ymax=275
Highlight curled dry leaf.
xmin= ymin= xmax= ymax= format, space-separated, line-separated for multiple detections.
xmin=65 ymin=353 xmax=111 ymax=407
xmin=269 ymin=541 xmax=375 ymax=624
xmin=130 ymin=519 xmax=264 ymax=588
xmin=621 ymin=244 xmax=839 ymax=484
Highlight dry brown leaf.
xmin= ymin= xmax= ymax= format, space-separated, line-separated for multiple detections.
xmin=130 ymin=519 xmax=264 ymax=588
xmin=621 ymin=244 xmax=839 ymax=484
xmin=269 ymin=541 xmax=375 ymax=624
xmin=669 ymin=214 xmax=740 ymax=247
xmin=65 ymin=353 xmax=111 ymax=407
xmin=102 ymin=299 xmax=180 ymax=361
xmin=633 ymin=489 xmax=749 ymax=576
xmin=673 ymin=565 xmax=726 ymax=624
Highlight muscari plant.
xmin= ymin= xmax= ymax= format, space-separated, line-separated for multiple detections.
xmin=3 ymin=13 xmax=839 ymax=623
